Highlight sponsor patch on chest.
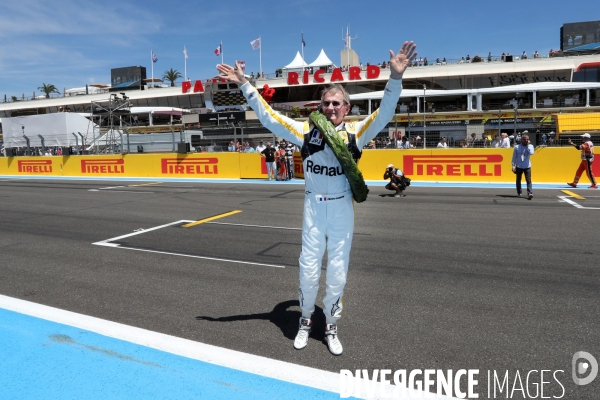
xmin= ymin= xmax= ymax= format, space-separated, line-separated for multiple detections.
xmin=309 ymin=129 xmax=323 ymax=146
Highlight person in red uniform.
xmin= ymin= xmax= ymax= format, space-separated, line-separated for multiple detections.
xmin=275 ymin=144 xmax=287 ymax=181
xmin=567 ymin=133 xmax=597 ymax=189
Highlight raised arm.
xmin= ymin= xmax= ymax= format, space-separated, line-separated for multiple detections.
xmin=216 ymin=61 xmax=248 ymax=86
xmin=389 ymin=41 xmax=418 ymax=80
xmin=216 ymin=61 xmax=304 ymax=146
xmin=355 ymin=41 xmax=417 ymax=147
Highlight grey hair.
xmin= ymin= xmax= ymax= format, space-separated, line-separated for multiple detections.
xmin=521 ymin=134 xmax=529 ymax=140
xmin=320 ymin=84 xmax=350 ymax=105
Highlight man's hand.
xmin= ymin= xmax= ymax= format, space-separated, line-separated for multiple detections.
xmin=390 ymin=41 xmax=417 ymax=80
xmin=216 ymin=61 xmax=248 ymax=86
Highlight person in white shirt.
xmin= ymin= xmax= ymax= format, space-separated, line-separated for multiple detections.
xmin=255 ymin=140 xmax=266 ymax=153
xmin=511 ymin=134 xmax=535 ymax=199
xmin=437 ymin=137 xmax=448 ymax=148
xmin=491 ymin=135 xmax=500 ymax=148
xmin=398 ymin=136 xmax=411 ymax=149
xmin=500 ymin=132 xmax=511 ymax=148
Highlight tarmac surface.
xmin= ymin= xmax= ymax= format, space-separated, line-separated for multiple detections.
xmin=0 ymin=177 xmax=599 ymax=398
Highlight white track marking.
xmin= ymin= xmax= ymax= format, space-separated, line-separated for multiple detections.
xmin=92 ymin=220 xmax=288 ymax=269
xmin=558 ymin=195 xmax=600 ymax=210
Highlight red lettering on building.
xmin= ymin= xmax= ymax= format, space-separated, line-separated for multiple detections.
xmin=181 ymin=80 xmax=205 ymax=94
xmin=348 ymin=66 xmax=361 ymax=80
xmin=286 ymin=66 xmax=381 ymax=85
xmin=161 ymin=158 xmax=219 ymax=175
xmin=81 ymin=159 xmax=125 ymax=174
xmin=17 ymin=160 xmax=53 ymax=173
xmin=403 ymin=155 xmax=503 ymax=176
xmin=314 ymin=70 xmax=325 ymax=83
xmin=367 ymin=65 xmax=380 ymax=79
xmin=287 ymin=72 xmax=299 ymax=85
xmin=330 ymin=68 xmax=344 ymax=82
xmin=193 ymin=80 xmax=204 ymax=93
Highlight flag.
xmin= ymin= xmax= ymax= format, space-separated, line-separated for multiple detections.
xmin=151 ymin=51 xmax=158 ymax=63
xmin=238 ymin=61 xmax=246 ymax=70
xmin=302 ymin=33 xmax=306 ymax=48
xmin=250 ymin=38 xmax=260 ymax=50
xmin=183 ymin=46 xmax=188 ymax=59
xmin=215 ymin=44 xmax=221 ymax=56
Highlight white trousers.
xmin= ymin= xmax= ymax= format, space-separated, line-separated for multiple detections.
xmin=298 ymin=191 xmax=354 ymax=324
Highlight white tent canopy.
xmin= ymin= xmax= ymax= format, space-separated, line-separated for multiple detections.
xmin=307 ymin=49 xmax=335 ymax=68
xmin=282 ymin=51 xmax=308 ymax=70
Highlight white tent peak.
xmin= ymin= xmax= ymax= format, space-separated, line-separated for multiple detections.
xmin=283 ymin=52 xmax=308 ymax=69
xmin=308 ymin=49 xmax=335 ymax=68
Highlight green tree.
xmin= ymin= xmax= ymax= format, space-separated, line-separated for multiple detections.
xmin=162 ymin=68 xmax=182 ymax=87
xmin=38 ymin=83 xmax=59 ymax=98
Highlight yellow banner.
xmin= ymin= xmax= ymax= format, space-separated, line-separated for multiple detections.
xmin=0 ymin=148 xmax=593 ymax=184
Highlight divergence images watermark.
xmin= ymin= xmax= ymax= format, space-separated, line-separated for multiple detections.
xmin=339 ymin=352 xmax=597 ymax=399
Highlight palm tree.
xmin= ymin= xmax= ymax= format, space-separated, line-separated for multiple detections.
xmin=162 ymin=68 xmax=182 ymax=87
xmin=38 ymin=83 xmax=59 ymax=98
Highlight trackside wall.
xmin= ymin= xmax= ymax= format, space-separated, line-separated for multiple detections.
xmin=0 ymin=148 xmax=597 ymax=184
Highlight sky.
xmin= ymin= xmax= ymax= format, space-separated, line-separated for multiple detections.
xmin=0 ymin=0 xmax=598 ymax=98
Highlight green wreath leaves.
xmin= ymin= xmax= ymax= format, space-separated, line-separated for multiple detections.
xmin=309 ymin=112 xmax=369 ymax=203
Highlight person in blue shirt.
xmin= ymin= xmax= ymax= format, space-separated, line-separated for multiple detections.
xmin=511 ymin=134 xmax=535 ymax=199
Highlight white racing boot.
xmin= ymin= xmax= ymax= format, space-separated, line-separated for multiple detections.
xmin=294 ymin=317 xmax=312 ymax=350
xmin=325 ymin=323 xmax=343 ymax=356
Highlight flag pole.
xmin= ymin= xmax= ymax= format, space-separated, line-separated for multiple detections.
xmin=259 ymin=36 xmax=262 ymax=76
xmin=184 ymin=46 xmax=187 ymax=81
xmin=221 ymin=41 xmax=223 ymax=65
xmin=151 ymin=49 xmax=154 ymax=88
xmin=301 ymin=31 xmax=304 ymax=62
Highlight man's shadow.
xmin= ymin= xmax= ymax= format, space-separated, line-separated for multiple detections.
xmin=196 ymin=300 xmax=326 ymax=341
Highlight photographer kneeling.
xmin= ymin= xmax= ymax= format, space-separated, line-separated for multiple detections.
xmin=384 ymin=163 xmax=408 ymax=197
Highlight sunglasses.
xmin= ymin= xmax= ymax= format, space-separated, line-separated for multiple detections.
xmin=321 ymin=101 xmax=345 ymax=108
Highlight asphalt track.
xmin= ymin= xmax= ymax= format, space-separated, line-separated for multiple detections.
xmin=0 ymin=177 xmax=599 ymax=399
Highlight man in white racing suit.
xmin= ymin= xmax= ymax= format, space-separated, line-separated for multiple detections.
xmin=217 ymin=41 xmax=416 ymax=355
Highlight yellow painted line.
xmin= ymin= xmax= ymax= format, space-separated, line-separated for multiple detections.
xmin=561 ymin=190 xmax=585 ymax=200
xmin=182 ymin=210 xmax=242 ymax=228
xmin=129 ymin=182 xmax=163 ymax=187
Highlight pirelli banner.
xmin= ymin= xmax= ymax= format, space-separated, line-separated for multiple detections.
xmin=0 ymin=148 xmax=594 ymax=184
xmin=358 ymin=148 xmax=595 ymax=183
xmin=0 ymin=153 xmax=247 ymax=179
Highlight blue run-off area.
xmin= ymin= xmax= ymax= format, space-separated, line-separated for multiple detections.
xmin=0 ymin=308 xmax=348 ymax=400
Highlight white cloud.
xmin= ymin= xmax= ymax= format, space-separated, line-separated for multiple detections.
xmin=0 ymin=0 xmax=163 ymax=37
